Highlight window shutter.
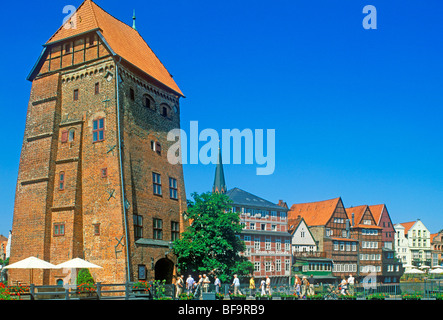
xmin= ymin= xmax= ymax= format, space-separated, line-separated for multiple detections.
xmin=61 ymin=130 xmax=68 ymax=143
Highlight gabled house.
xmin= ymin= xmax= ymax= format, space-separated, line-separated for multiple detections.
xmin=289 ymin=216 xmax=334 ymax=283
xmin=394 ymin=220 xmax=432 ymax=267
xmin=289 ymin=216 xmax=317 ymax=254
xmin=288 ymin=197 xmax=358 ymax=280
xmin=346 ymin=205 xmax=383 ymax=282
xmin=368 ymin=204 xmax=403 ymax=283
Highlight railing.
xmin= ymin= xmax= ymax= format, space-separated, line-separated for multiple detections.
xmin=293 ymin=252 xmax=327 ymax=258
xmin=20 ymin=279 xmax=443 ymax=300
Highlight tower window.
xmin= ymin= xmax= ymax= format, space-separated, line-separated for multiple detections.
xmin=59 ymin=172 xmax=65 ymax=190
xmin=93 ymin=224 xmax=100 ymax=236
xmin=95 ymin=82 xmax=100 ymax=95
xmin=171 ymin=221 xmax=180 ymax=241
xmin=162 ymin=106 xmax=168 ymax=117
xmin=93 ymin=118 xmax=105 ymax=142
xmin=73 ymin=89 xmax=79 ymax=101
xmin=153 ymin=218 xmax=163 ymax=240
xmin=130 ymin=88 xmax=135 ymax=101
xmin=169 ymin=177 xmax=178 ymax=199
xmin=134 ymin=214 xmax=143 ymax=239
xmin=54 ymin=223 xmax=65 ymax=236
xmin=68 ymin=128 xmax=75 ymax=142
xmin=101 ymin=168 xmax=108 ymax=178
xmin=152 ymin=172 xmax=162 ymax=196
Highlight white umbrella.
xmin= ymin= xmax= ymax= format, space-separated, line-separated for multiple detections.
xmin=404 ymin=268 xmax=425 ymax=274
xmin=56 ymin=258 xmax=102 ymax=269
xmin=419 ymin=265 xmax=430 ymax=269
xmin=429 ymin=268 xmax=443 ymax=274
xmin=4 ymin=256 xmax=59 ymax=284
xmin=403 ymin=264 xmax=414 ymax=269
xmin=56 ymin=258 xmax=102 ymax=287
xmin=432 ymin=265 xmax=443 ymax=269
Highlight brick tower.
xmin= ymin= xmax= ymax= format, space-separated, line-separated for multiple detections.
xmin=10 ymin=0 xmax=187 ymax=285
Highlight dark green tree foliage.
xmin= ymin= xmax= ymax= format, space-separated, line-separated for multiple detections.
xmin=174 ymin=192 xmax=253 ymax=282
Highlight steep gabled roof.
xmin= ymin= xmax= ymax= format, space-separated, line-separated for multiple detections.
xmin=368 ymin=204 xmax=385 ymax=224
xmin=43 ymin=0 xmax=183 ymax=96
xmin=225 ymin=188 xmax=285 ymax=210
xmin=288 ymin=197 xmax=341 ymax=227
xmin=346 ymin=205 xmax=368 ymax=225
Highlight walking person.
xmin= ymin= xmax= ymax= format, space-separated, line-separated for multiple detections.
xmin=249 ymin=276 xmax=256 ymax=297
xmin=347 ymin=274 xmax=355 ymax=296
xmin=175 ymin=275 xmax=184 ymax=299
xmin=186 ymin=275 xmax=194 ymax=295
xmin=301 ymin=276 xmax=309 ymax=299
xmin=231 ymin=274 xmax=242 ymax=295
xmin=340 ymin=276 xmax=348 ymax=295
xmin=203 ymin=274 xmax=210 ymax=293
xmin=265 ymin=276 xmax=271 ymax=295
xmin=260 ymin=278 xmax=266 ymax=296
xmin=308 ymin=274 xmax=316 ymax=296
xmin=214 ymin=275 xmax=221 ymax=294
xmin=195 ymin=274 xmax=203 ymax=298
xmin=294 ymin=275 xmax=301 ymax=298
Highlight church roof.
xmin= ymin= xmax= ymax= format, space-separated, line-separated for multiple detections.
xmin=41 ymin=0 xmax=183 ymax=96
xmin=225 ymin=188 xmax=286 ymax=210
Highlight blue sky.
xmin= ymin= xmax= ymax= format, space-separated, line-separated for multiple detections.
xmin=0 ymin=0 xmax=442 ymax=236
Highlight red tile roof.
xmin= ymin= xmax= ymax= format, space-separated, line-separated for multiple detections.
xmin=397 ymin=221 xmax=417 ymax=235
xmin=368 ymin=204 xmax=385 ymax=224
xmin=346 ymin=205 xmax=367 ymax=225
xmin=288 ymin=197 xmax=341 ymax=227
xmin=46 ymin=0 xmax=183 ymax=96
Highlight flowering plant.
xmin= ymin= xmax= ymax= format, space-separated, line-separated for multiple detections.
xmin=402 ymin=293 xmax=422 ymax=300
xmin=76 ymin=282 xmax=96 ymax=294
xmin=366 ymin=293 xmax=386 ymax=300
xmin=132 ymin=280 xmax=151 ymax=292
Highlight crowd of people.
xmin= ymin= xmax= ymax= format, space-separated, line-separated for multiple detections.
xmin=173 ymin=273 xmax=356 ymax=299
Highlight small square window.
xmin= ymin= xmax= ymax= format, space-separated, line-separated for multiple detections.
xmin=101 ymin=168 xmax=108 ymax=178
xmin=54 ymin=223 xmax=65 ymax=236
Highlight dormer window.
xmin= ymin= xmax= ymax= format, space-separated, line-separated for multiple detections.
xmin=65 ymin=43 xmax=71 ymax=53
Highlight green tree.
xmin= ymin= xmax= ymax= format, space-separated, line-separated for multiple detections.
xmin=173 ymin=192 xmax=253 ymax=282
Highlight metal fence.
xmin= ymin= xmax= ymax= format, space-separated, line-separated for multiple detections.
xmin=18 ymin=279 xmax=443 ymax=300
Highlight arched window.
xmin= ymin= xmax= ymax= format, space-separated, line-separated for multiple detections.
xmin=160 ymin=104 xmax=171 ymax=118
xmin=143 ymin=94 xmax=154 ymax=110
xmin=68 ymin=128 xmax=75 ymax=142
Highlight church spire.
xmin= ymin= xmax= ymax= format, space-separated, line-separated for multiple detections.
xmin=212 ymin=143 xmax=226 ymax=194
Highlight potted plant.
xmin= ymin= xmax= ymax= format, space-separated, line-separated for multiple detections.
xmin=281 ymin=293 xmax=295 ymax=300
xmin=366 ymin=293 xmax=386 ymax=300
xmin=216 ymin=293 xmax=224 ymax=300
xmin=307 ymin=293 xmax=324 ymax=300
xmin=255 ymin=293 xmax=271 ymax=300
xmin=179 ymin=293 xmax=194 ymax=300
xmin=231 ymin=293 xmax=247 ymax=300
xmin=402 ymin=293 xmax=422 ymax=300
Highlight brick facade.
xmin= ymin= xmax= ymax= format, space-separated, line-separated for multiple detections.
xmin=10 ymin=6 xmax=186 ymax=285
